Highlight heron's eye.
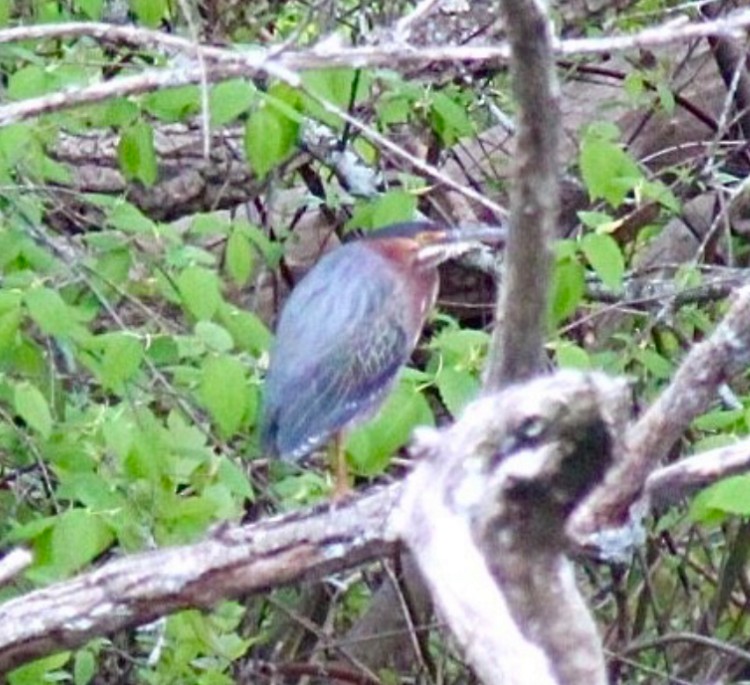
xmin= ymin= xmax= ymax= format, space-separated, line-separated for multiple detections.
xmin=415 ymin=231 xmax=445 ymax=247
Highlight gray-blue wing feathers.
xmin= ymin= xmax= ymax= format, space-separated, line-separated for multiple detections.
xmin=260 ymin=243 xmax=411 ymax=461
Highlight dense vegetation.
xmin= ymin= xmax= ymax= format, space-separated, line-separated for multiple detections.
xmin=1 ymin=1 xmax=750 ymax=683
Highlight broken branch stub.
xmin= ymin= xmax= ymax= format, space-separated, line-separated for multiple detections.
xmin=396 ymin=371 xmax=628 ymax=685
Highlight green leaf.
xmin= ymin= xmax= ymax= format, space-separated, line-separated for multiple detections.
xmin=107 ymin=201 xmax=157 ymax=234
xmin=218 ymin=304 xmax=271 ymax=356
xmin=691 ymin=474 xmax=750 ymax=521
xmin=56 ymin=472 xmax=124 ymax=511
xmin=7 ymin=651 xmax=71 ymax=685
xmin=0 ymin=301 xmax=21 ymax=353
xmin=0 ymin=0 xmax=9 ymax=25
xmin=217 ymin=457 xmax=254 ymax=499
xmin=14 ymin=382 xmax=53 ymax=439
xmin=101 ymin=98 xmax=139 ymax=127
xmin=225 ymin=228 xmax=254 ymax=287
xmin=579 ymin=124 xmax=643 ymax=207
xmin=265 ymin=82 xmax=305 ymax=125
xmin=76 ymin=0 xmax=103 ymax=19
xmin=623 ymin=71 xmax=646 ymax=101
xmin=55 ymin=65 xmax=95 ymax=91
xmin=430 ymin=328 xmax=490 ymax=361
xmin=244 ymin=105 xmax=298 ymax=179
xmin=143 ymin=86 xmax=200 ymax=122
xmin=203 ymin=482 xmax=239 ymax=521
xmin=195 ymin=321 xmax=234 ymax=353
xmin=430 ymin=91 xmax=474 ymax=145
xmin=691 ymin=433 xmax=736 ymax=454
xmin=640 ymin=179 xmax=680 ymax=212
xmin=165 ymin=409 xmax=210 ymax=453
xmin=634 ymin=348 xmax=673 ymax=379
xmin=95 ymin=332 xmax=144 ymax=392
xmin=39 ymin=1 xmax=63 ymax=20
xmin=177 ymin=266 xmax=222 ymax=321
xmin=578 ymin=211 xmax=614 ymax=230
xmin=122 ymin=412 xmax=169 ymax=481
xmin=0 ymin=124 xmax=33 ymax=172
xmin=5 ymin=515 xmax=57 ymax=544
xmin=581 ymin=232 xmax=625 ymax=292
xmin=18 ymin=232 xmax=60 ymax=273
xmin=52 ymin=508 xmax=115 ymax=575
xmin=436 ymin=366 xmax=479 ymax=417
xmin=210 ymin=79 xmax=256 ymax=127
xmin=656 ymin=81 xmax=675 ymax=114
xmin=303 ymin=68 xmax=367 ymax=107
xmin=73 ymin=649 xmax=96 ymax=685
xmin=371 ymin=192 xmax=418 ymax=228
xmin=693 ymin=409 xmax=744 ymax=432
xmin=167 ymin=244 xmax=216 ymax=270
xmin=551 ymin=341 xmax=592 ymax=369
xmin=130 ymin=0 xmax=166 ymax=26
xmin=549 ymin=258 xmax=585 ymax=327
xmin=157 ymin=493 xmax=225 ymax=541
xmin=377 ymin=91 xmax=414 ymax=126
xmin=199 ymin=355 xmax=248 ymax=436
xmin=347 ymin=378 xmax=434 ymax=476
xmin=302 ymin=69 xmax=369 ymax=127
xmin=0 ymin=230 xmax=25 ymax=272
xmin=91 ymin=246 xmax=132 ymax=292
xmin=190 ymin=213 xmax=231 ymax=237
xmin=101 ymin=409 xmax=136 ymax=461
xmin=117 ymin=122 xmax=158 ymax=186
xmin=232 ymin=220 xmax=283 ymax=267
xmin=348 ymin=192 xmax=418 ymax=232
xmin=25 ymin=287 xmax=75 ymax=337
xmin=7 ymin=65 xmax=57 ymax=100
xmin=40 ymin=155 xmax=73 ymax=184
xmin=145 ymin=335 xmax=179 ymax=366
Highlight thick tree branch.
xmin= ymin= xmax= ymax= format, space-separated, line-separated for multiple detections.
xmin=397 ymin=371 xmax=623 ymax=685
xmin=0 ymin=9 xmax=750 ymax=77
xmin=47 ymin=124 xmax=298 ymax=225
xmin=485 ymin=0 xmax=559 ymax=388
xmin=2 ymin=10 xmax=750 ymax=130
xmin=0 ymin=488 xmax=400 ymax=673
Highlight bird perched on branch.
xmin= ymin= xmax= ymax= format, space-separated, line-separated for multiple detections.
xmin=260 ymin=221 xmax=504 ymax=495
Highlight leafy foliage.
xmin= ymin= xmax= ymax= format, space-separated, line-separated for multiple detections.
xmin=0 ymin=0 xmax=748 ymax=683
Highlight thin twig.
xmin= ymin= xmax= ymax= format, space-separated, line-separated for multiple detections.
xmin=175 ymin=0 xmax=211 ymax=159
xmin=647 ymin=438 xmax=750 ymax=508
xmin=623 ymin=631 xmax=750 ymax=664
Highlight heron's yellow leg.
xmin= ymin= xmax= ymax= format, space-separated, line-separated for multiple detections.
xmin=330 ymin=433 xmax=351 ymax=500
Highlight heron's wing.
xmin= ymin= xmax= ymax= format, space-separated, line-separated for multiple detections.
xmin=274 ymin=315 xmax=408 ymax=461
xmin=261 ymin=245 xmax=411 ymax=460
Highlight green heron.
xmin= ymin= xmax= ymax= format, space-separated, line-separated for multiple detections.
xmin=260 ymin=221 xmax=504 ymax=494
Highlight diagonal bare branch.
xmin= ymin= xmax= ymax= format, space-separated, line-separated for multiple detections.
xmin=0 ymin=488 xmax=399 ymax=673
xmin=580 ymin=285 xmax=750 ymax=533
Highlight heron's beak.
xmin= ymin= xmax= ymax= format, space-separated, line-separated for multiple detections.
xmin=415 ymin=224 xmax=506 ymax=267
xmin=443 ymin=225 xmax=507 ymax=245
